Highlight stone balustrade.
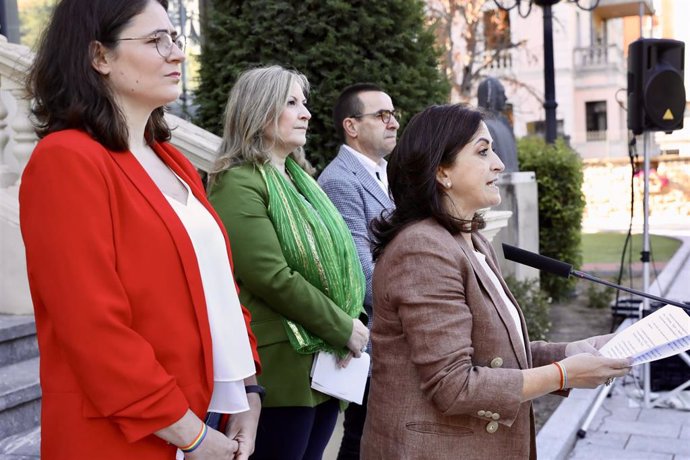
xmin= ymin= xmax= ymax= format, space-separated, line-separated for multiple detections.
xmin=573 ymin=44 xmax=625 ymax=72
xmin=0 ymin=36 xmax=35 ymax=314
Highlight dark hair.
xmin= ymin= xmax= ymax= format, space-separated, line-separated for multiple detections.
xmin=26 ymin=0 xmax=171 ymax=151
xmin=332 ymin=82 xmax=385 ymax=143
xmin=372 ymin=104 xmax=486 ymax=260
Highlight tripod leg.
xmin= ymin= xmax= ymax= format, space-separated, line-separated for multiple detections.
xmin=644 ymin=361 xmax=651 ymax=408
xmin=577 ymin=381 xmax=615 ymax=439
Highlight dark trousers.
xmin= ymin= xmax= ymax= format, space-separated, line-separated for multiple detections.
xmin=250 ymin=398 xmax=339 ymax=460
xmin=336 ymin=379 xmax=370 ymax=460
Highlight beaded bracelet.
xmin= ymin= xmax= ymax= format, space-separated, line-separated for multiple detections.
xmin=552 ymin=361 xmax=568 ymax=390
xmin=180 ymin=422 xmax=208 ymax=454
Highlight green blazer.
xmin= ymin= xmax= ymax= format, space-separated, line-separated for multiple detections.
xmin=209 ymin=164 xmax=354 ymax=407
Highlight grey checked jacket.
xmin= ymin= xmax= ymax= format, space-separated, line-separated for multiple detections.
xmin=318 ymin=146 xmax=395 ymax=322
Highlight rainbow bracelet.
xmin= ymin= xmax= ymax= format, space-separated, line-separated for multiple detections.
xmin=562 ymin=363 xmax=569 ymax=389
xmin=552 ymin=361 xmax=568 ymax=390
xmin=180 ymin=422 xmax=208 ymax=454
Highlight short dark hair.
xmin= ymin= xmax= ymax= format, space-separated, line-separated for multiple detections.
xmin=26 ymin=0 xmax=171 ymax=152
xmin=332 ymin=83 xmax=385 ymax=143
xmin=372 ymin=104 xmax=486 ymax=260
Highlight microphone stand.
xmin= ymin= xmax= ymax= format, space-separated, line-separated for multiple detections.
xmin=500 ymin=243 xmax=690 ymax=311
xmin=501 ymin=241 xmax=690 ymax=433
xmin=570 ymin=268 xmax=690 ymax=311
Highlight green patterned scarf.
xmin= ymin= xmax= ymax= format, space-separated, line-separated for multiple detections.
xmin=259 ymin=157 xmax=365 ymax=356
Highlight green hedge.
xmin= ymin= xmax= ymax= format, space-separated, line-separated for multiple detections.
xmin=195 ymin=0 xmax=450 ymax=171
xmin=517 ymin=137 xmax=586 ymax=300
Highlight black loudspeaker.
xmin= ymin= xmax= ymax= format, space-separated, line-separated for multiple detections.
xmin=650 ymin=354 xmax=690 ymax=392
xmin=627 ymin=38 xmax=686 ymax=135
xmin=643 ymin=302 xmax=690 ymax=392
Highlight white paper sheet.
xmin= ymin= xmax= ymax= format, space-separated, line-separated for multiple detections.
xmin=310 ymin=351 xmax=370 ymax=404
xmin=600 ymin=305 xmax=690 ymax=365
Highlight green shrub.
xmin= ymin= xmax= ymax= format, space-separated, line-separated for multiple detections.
xmin=517 ymin=137 xmax=586 ymax=301
xmin=195 ymin=0 xmax=450 ymax=171
xmin=505 ymin=276 xmax=551 ymax=341
xmin=585 ymin=283 xmax=615 ymax=310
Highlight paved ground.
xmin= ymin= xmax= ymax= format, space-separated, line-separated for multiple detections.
xmin=538 ymin=229 xmax=690 ymax=460
xmin=568 ymin=383 xmax=690 ymax=460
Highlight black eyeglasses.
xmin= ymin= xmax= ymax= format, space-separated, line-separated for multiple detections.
xmin=350 ymin=109 xmax=398 ymax=124
xmin=116 ymin=31 xmax=185 ymax=58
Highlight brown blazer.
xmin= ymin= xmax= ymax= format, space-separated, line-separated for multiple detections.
xmin=361 ymin=218 xmax=567 ymax=460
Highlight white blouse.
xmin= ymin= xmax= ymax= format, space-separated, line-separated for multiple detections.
xmin=165 ymin=177 xmax=255 ymax=414
xmin=473 ymin=251 xmax=527 ymax=359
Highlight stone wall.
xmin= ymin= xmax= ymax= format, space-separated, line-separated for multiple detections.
xmin=582 ymin=155 xmax=690 ymax=231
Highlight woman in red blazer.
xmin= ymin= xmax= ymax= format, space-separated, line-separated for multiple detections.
xmin=20 ymin=1 xmax=261 ymax=459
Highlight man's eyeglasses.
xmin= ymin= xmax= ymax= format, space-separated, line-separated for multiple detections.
xmin=350 ymin=109 xmax=398 ymax=124
xmin=116 ymin=31 xmax=186 ymax=58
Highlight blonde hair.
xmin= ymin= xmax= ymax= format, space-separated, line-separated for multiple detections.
xmin=209 ymin=65 xmax=314 ymax=185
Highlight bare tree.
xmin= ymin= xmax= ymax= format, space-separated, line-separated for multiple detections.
xmin=426 ymin=0 xmax=525 ymax=101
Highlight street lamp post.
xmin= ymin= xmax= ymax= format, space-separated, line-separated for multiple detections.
xmin=495 ymin=0 xmax=600 ymax=143
xmin=0 ymin=0 xmax=6 ymax=40
xmin=537 ymin=0 xmax=559 ymax=144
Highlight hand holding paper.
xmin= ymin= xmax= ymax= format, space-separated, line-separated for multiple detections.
xmin=311 ymin=351 xmax=370 ymax=404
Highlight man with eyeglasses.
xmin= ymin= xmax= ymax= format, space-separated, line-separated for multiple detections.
xmin=318 ymin=83 xmax=398 ymax=460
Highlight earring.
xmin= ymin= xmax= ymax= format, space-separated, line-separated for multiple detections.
xmin=445 ymin=181 xmax=451 ymax=189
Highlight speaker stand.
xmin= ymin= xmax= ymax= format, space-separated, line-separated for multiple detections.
xmin=642 ymin=131 xmax=652 ymax=408
xmin=578 ymin=131 xmax=690 ymax=438
xmin=638 ymin=132 xmax=690 ymax=410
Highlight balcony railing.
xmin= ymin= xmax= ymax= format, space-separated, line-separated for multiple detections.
xmin=573 ymin=44 xmax=624 ymax=71
xmin=485 ymin=48 xmax=513 ymax=70
xmin=586 ymin=130 xmax=607 ymax=142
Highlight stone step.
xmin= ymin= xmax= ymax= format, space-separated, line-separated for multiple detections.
xmin=0 ymin=426 xmax=39 ymax=459
xmin=0 ymin=316 xmax=37 ymax=368
xmin=0 ymin=358 xmax=40 ymax=440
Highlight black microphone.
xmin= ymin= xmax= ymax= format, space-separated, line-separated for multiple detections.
xmin=502 ymin=244 xmax=573 ymax=278
xmin=502 ymin=243 xmax=690 ymax=312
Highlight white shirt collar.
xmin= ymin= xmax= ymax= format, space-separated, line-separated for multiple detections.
xmin=343 ymin=144 xmax=388 ymax=183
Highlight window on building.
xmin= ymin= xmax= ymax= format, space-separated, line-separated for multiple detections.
xmin=484 ymin=9 xmax=511 ymax=50
xmin=483 ymin=9 xmax=512 ymax=69
xmin=585 ymin=101 xmax=607 ymax=141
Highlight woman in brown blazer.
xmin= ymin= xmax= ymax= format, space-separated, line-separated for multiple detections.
xmin=361 ymin=105 xmax=631 ymax=459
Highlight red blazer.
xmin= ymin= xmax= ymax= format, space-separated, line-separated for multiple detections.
xmin=19 ymin=130 xmax=261 ymax=460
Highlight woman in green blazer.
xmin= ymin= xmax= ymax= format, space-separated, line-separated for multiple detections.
xmin=208 ymin=65 xmax=369 ymax=460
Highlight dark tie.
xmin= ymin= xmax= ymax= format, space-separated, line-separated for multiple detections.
xmin=375 ymin=171 xmax=382 ymax=182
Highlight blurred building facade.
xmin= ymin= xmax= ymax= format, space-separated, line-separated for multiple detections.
xmin=427 ymin=0 xmax=690 ymax=159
